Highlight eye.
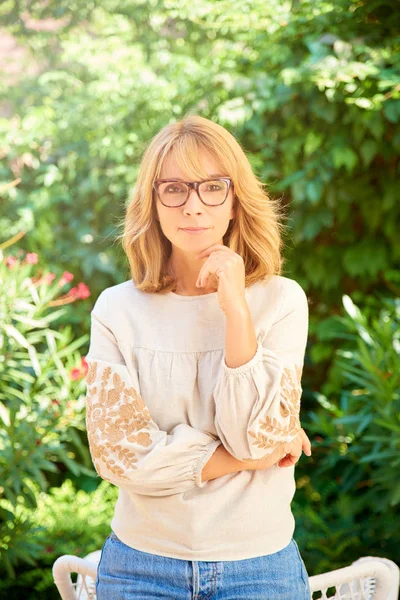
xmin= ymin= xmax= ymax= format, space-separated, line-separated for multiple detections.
xmin=206 ymin=183 xmax=224 ymax=191
xmin=165 ymin=184 xmax=185 ymax=193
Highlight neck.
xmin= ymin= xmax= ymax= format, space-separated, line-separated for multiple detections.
xmin=167 ymin=258 xmax=217 ymax=295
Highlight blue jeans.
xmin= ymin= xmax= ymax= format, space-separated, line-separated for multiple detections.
xmin=96 ymin=530 xmax=311 ymax=599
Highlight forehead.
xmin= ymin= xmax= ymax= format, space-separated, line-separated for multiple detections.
xmin=158 ymin=146 xmax=226 ymax=181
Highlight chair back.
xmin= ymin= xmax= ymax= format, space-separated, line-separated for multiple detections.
xmin=52 ymin=550 xmax=100 ymax=599
xmin=309 ymin=557 xmax=400 ymax=600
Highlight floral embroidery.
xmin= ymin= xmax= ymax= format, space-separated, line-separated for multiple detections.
xmin=248 ymin=364 xmax=303 ymax=457
xmin=85 ymin=359 xmax=153 ymax=483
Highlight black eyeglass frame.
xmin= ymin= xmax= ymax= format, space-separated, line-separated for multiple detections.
xmin=153 ymin=177 xmax=233 ymax=207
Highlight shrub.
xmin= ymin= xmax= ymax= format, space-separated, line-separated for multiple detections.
xmin=0 ymin=479 xmax=117 ymax=599
xmin=0 ymin=232 xmax=96 ymax=577
xmin=294 ymin=293 xmax=400 ymax=573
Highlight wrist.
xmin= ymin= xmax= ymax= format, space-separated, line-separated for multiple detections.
xmin=223 ymin=302 xmax=249 ymax=319
xmin=201 ymin=445 xmax=249 ymax=482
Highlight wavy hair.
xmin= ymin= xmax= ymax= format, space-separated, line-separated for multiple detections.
xmin=115 ymin=114 xmax=287 ymax=294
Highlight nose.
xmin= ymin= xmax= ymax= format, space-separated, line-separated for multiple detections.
xmin=183 ymin=186 xmax=204 ymax=211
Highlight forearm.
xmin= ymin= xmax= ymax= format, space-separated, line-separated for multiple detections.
xmin=201 ymin=444 xmax=248 ymax=482
xmin=201 ymin=437 xmax=295 ymax=482
xmin=224 ymin=304 xmax=258 ymax=368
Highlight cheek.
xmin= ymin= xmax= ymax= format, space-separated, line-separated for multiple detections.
xmin=156 ymin=208 xmax=173 ymax=229
xmin=157 ymin=214 xmax=181 ymax=241
xmin=214 ymin=208 xmax=234 ymax=229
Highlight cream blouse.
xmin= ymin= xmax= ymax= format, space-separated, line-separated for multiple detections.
xmin=85 ymin=274 xmax=309 ymax=560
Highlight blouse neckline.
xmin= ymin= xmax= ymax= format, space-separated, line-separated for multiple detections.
xmin=168 ymin=290 xmax=218 ymax=300
xmin=167 ymin=280 xmax=263 ymax=301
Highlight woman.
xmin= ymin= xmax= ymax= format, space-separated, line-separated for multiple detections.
xmin=85 ymin=114 xmax=312 ymax=599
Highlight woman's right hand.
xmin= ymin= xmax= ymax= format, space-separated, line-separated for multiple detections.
xmin=244 ymin=428 xmax=312 ymax=471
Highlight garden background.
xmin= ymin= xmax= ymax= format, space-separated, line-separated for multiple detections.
xmin=0 ymin=0 xmax=399 ymax=597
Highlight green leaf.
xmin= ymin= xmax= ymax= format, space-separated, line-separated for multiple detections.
xmin=383 ymin=100 xmax=400 ymax=123
xmin=305 ymin=179 xmax=324 ymax=204
xmin=332 ymin=146 xmax=358 ymax=173
xmin=359 ymin=451 xmax=399 ymax=463
xmin=342 ymin=295 xmax=365 ymax=323
xmin=360 ymin=139 xmax=378 ymax=166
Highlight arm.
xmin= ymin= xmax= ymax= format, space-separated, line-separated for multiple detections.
xmin=85 ymin=290 xmax=221 ymax=497
xmin=201 ymin=439 xmax=297 ymax=482
xmin=213 ymin=279 xmax=309 ymax=462
xmin=201 ymin=444 xmax=247 ymax=482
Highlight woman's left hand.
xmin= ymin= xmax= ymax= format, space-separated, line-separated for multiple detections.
xmin=277 ymin=428 xmax=312 ymax=468
xmin=196 ymin=244 xmax=247 ymax=315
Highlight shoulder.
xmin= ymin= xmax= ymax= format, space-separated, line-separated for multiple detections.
xmin=100 ymin=279 xmax=136 ymax=302
xmin=91 ymin=279 xmax=136 ymax=317
xmin=258 ymin=274 xmax=308 ymax=319
xmin=277 ymin=275 xmax=307 ymax=302
xmin=258 ymin=274 xmax=306 ymax=299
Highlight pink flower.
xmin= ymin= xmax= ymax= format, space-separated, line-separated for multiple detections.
xmin=69 ymin=357 xmax=89 ymax=381
xmin=81 ymin=356 xmax=88 ymax=376
xmin=70 ymin=368 xmax=82 ymax=381
xmin=25 ymin=252 xmax=38 ymax=264
xmin=59 ymin=271 xmax=74 ymax=286
xmin=5 ymin=255 xmax=18 ymax=269
xmin=44 ymin=272 xmax=57 ymax=284
xmin=67 ymin=286 xmax=78 ymax=298
xmin=67 ymin=282 xmax=90 ymax=300
xmin=76 ymin=282 xmax=90 ymax=299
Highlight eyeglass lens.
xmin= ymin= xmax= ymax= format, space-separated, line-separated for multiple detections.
xmin=158 ymin=179 xmax=228 ymax=206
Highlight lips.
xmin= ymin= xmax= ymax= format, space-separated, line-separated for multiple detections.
xmin=181 ymin=228 xmax=209 ymax=231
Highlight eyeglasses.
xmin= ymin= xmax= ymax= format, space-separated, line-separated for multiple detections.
xmin=153 ymin=177 xmax=233 ymax=207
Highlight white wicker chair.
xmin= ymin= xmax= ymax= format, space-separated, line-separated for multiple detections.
xmin=52 ymin=550 xmax=400 ymax=600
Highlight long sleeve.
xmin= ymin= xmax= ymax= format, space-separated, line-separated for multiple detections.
xmin=213 ymin=280 xmax=309 ymax=462
xmin=84 ymin=290 xmax=221 ymax=497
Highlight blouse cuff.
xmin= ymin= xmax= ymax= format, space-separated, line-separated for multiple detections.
xmin=193 ymin=439 xmax=222 ymax=488
xmin=222 ymin=340 xmax=265 ymax=376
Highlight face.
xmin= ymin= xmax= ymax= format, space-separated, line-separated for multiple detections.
xmin=154 ymin=148 xmax=236 ymax=257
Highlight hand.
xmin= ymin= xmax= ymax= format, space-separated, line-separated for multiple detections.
xmin=276 ymin=428 xmax=312 ymax=468
xmin=196 ymin=244 xmax=246 ymax=314
xmin=243 ymin=428 xmax=312 ymax=472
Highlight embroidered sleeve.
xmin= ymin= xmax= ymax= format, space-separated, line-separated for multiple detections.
xmin=85 ymin=290 xmax=221 ymax=497
xmin=212 ymin=280 xmax=309 ymax=462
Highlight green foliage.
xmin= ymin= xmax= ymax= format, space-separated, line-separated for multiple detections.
xmin=1 ymin=0 xmax=399 ymax=305
xmin=0 ymin=0 xmax=399 ymax=587
xmin=0 ymin=240 xmax=97 ymax=577
xmin=295 ymin=293 xmax=400 ymax=571
xmin=0 ymin=479 xmax=117 ymax=599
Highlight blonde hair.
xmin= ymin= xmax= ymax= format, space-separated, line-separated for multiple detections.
xmin=115 ymin=114 xmax=287 ymax=294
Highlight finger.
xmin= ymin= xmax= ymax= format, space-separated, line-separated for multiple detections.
xmin=301 ymin=435 xmax=312 ymax=456
xmin=290 ymin=443 xmax=301 ymax=458
xmin=300 ymin=429 xmax=312 ymax=456
xmin=278 ymin=459 xmax=294 ymax=468
xmin=278 ymin=443 xmax=298 ymax=465
xmin=196 ymin=265 xmax=207 ymax=287
xmin=197 ymin=244 xmax=228 ymax=259
xmin=197 ymin=256 xmax=216 ymax=287
xmin=197 ymin=268 xmax=212 ymax=288
xmin=278 ymin=454 xmax=298 ymax=468
xmin=290 ymin=437 xmax=302 ymax=454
